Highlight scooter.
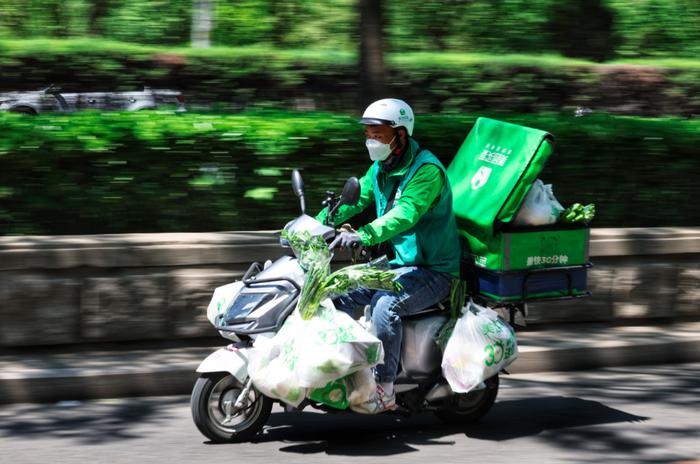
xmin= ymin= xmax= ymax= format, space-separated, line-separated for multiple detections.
xmin=191 ymin=170 xmax=500 ymax=443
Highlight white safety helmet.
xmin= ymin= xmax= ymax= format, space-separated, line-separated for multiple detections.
xmin=359 ymin=98 xmax=415 ymax=136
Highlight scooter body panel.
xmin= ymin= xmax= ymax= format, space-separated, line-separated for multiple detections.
xmin=196 ymin=346 xmax=250 ymax=383
xmin=398 ymin=312 xmax=449 ymax=382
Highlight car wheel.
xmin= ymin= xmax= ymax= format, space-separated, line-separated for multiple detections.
xmin=9 ymin=106 xmax=37 ymax=115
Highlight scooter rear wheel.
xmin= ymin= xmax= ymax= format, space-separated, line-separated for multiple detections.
xmin=434 ymin=374 xmax=499 ymax=424
xmin=191 ymin=372 xmax=272 ymax=443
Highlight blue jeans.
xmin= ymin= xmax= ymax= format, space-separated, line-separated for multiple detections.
xmin=332 ymin=266 xmax=453 ymax=383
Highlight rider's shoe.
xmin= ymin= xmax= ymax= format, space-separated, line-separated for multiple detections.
xmin=351 ymin=384 xmax=396 ymax=414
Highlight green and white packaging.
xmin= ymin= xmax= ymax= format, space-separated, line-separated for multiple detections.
xmin=447 ymin=117 xmax=589 ymax=272
xmin=442 ymin=299 xmax=518 ymax=393
xmin=247 ymin=299 xmax=384 ymax=407
xmin=463 ymin=224 xmax=590 ymax=271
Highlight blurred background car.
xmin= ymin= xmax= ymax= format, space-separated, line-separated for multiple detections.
xmin=0 ymin=85 xmax=186 ymax=114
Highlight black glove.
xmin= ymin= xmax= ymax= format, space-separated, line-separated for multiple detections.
xmin=330 ymin=231 xmax=362 ymax=250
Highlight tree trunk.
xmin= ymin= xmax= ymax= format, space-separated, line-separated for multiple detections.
xmin=88 ymin=0 xmax=112 ymax=36
xmin=50 ymin=0 xmax=67 ymax=38
xmin=191 ymin=0 xmax=214 ymax=48
xmin=358 ymin=0 xmax=386 ymax=108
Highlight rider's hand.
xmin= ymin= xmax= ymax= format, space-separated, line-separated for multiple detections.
xmin=330 ymin=231 xmax=363 ymax=250
xmin=338 ymin=223 xmax=355 ymax=233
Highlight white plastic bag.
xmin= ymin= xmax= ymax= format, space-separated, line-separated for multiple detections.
xmin=513 ymin=179 xmax=564 ymax=226
xmin=248 ymin=299 xmax=384 ymax=407
xmin=346 ymin=368 xmax=378 ymax=407
xmin=247 ymin=332 xmax=308 ymax=407
xmin=206 ymin=281 xmax=244 ymax=326
xmin=441 ymin=300 xmax=518 ymax=393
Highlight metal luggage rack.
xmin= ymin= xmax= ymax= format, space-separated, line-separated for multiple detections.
xmin=468 ymin=262 xmax=593 ymax=326
xmin=515 ymin=262 xmax=593 ymax=302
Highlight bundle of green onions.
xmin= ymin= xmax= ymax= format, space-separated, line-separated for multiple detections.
xmin=560 ymin=203 xmax=595 ymax=224
xmin=281 ymin=230 xmax=402 ymax=320
xmin=324 ymin=264 xmax=402 ymax=299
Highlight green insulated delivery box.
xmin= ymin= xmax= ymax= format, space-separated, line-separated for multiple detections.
xmin=446 ymin=117 xmax=590 ymax=301
xmin=470 ymin=223 xmax=590 ymax=271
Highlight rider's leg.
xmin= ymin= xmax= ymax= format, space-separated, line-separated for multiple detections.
xmin=372 ymin=266 xmax=453 ymax=385
xmin=332 ymin=286 xmax=377 ymax=318
xmin=356 ymin=266 xmax=453 ymax=413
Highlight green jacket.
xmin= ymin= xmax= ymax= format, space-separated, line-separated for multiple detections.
xmin=317 ymin=138 xmax=460 ymax=276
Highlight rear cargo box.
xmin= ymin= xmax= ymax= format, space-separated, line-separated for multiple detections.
xmin=467 ymin=223 xmax=590 ymax=272
xmin=447 ymin=117 xmax=591 ymax=302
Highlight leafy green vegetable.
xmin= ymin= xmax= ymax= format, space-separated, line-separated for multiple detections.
xmin=560 ymin=203 xmax=596 ymax=224
xmin=437 ymin=318 xmax=457 ymax=352
xmin=324 ymin=264 xmax=402 ymax=297
xmin=281 ymin=229 xmax=333 ymax=319
xmin=282 ymin=229 xmax=402 ymax=320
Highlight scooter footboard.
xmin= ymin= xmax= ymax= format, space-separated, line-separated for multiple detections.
xmin=196 ymin=346 xmax=250 ymax=383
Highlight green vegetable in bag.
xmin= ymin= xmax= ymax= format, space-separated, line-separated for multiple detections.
xmin=437 ymin=279 xmax=466 ymax=352
xmin=317 ymin=359 xmax=342 ymax=374
xmin=324 ymin=264 xmax=402 ymax=297
xmin=560 ymin=203 xmax=595 ymax=224
xmin=281 ymin=229 xmax=333 ymax=319
xmin=281 ymin=229 xmax=402 ymax=320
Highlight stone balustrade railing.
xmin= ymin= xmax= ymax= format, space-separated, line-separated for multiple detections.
xmin=1 ymin=227 xmax=698 ymax=346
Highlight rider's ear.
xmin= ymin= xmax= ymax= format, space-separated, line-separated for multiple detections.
xmin=394 ymin=128 xmax=407 ymax=148
xmin=399 ymin=127 xmax=408 ymax=140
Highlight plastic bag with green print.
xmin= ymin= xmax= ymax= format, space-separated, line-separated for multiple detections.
xmin=307 ymin=367 xmax=378 ymax=410
xmin=247 ymin=299 xmax=385 ymax=407
xmin=441 ymin=298 xmax=518 ymax=393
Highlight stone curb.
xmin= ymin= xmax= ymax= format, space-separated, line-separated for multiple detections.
xmin=2 ymin=322 xmax=699 ymax=405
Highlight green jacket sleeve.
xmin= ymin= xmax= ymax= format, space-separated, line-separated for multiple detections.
xmin=314 ymin=165 xmax=375 ymax=226
xmin=357 ymin=164 xmax=443 ymax=246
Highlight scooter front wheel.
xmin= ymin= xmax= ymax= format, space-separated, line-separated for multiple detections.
xmin=191 ymin=372 xmax=272 ymax=443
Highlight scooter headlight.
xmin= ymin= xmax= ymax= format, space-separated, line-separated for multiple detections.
xmin=222 ymin=287 xmax=296 ymax=327
xmin=224 ymin=292 xmax=275 ymax=324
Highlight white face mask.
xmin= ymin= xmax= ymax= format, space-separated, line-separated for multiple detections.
xmin=365 ymin=136 xmax=396 ymax=161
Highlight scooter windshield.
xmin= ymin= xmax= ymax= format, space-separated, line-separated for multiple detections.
xmin=280 ymin=214 xmax=335 ymax=247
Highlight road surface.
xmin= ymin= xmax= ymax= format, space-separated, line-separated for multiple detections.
xmin=1 ymin=363 xmax=699 ymax=464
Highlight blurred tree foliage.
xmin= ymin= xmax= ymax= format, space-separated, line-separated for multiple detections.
xmin=0 ymin=0 xmax=699 ymax=58
xmin=2 ymin=40 xmax=698 ymax=117
xmin=0 ymin=0 xmax=90 ymax=37
xmin=0 ymin=0 xmax=357 ymax=49
xmin=100 ymin=0 xmax=191 ymax=45
xmin=609 ymin=0 xmax=700 ymax=57
xmin=0 ymin=110 xmax=698 ymax=234
xmin=386 ymin=0 xmax=555 ymax=54
xmin=211 ymin=0 xmax=275 ymax=47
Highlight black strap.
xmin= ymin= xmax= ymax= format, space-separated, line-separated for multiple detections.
xmin=384 ymin=180 xmax=401 ymax=215
xmin=375 ymin=148 xmax=425 ymax=261
xmin=383 ymin=148 xmax=425 ymax=214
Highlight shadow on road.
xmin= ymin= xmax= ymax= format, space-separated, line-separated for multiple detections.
xmin=464 ymin=396 xmax=648 ymax=441
xmin=0 ymin=396 xmax=183 ymax=445
xmin=256 ymin=395 xmax=648 ymax=456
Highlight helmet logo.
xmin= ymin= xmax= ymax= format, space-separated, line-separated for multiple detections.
xmin=471 ymin=166 xmax=492 ymax=190
xmin=399 ymin=108 xmax=406 ymax=115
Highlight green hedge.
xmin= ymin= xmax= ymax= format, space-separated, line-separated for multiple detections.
xmin=2 ymin=0 xmax=699 ymax=59
xmin=1 ymin=110 xmax=698 ymax=235
xmin=1 ymin=40 xmax=700 ymax=116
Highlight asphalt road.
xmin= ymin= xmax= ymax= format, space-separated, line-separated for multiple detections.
xmin=1 ymin=363 xmax=699 ymax=464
